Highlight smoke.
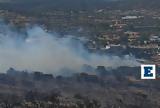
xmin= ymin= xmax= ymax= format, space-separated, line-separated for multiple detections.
xmin=0 ymin=23 xmax=140 ymax=74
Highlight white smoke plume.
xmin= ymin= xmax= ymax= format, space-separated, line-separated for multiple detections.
xmin=0 ymin=23 xmax=139 ymax=73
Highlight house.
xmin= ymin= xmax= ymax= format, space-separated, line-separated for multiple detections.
xmin=125 ymin=31 xmax=140 ymax=41
xmin=122 ymin=16 xmax=140 ymax=20
xmin=150 ymin=35 xmax=160 ymax=42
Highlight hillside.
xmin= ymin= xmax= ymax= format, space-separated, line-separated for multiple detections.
xmin=0 ymin=67 xmax=159 ymax=108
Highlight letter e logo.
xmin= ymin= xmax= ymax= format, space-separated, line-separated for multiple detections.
xmin=141 ymin=65 xmax=156 ymax=79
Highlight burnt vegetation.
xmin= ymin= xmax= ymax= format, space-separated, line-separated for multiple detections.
xmin=0 ymin=0 xmax=159 ymax=108
xmin=0 ymin=66 xmax=159 ymax=108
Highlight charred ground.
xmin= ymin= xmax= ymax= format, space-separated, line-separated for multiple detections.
xmin=0 ymin=66 xmax=159 ymax=108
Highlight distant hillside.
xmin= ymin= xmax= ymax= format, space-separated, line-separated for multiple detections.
xmin=116 ymin=0 xmax=160 ymax=10
xmin=0 ymin=0 xmax=160 ymax=13
xmin=0 ymin=0 xmax=113 ymax=12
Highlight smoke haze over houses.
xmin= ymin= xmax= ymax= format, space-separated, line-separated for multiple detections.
xmin=0 ymin=23 xmax=140 ymax=74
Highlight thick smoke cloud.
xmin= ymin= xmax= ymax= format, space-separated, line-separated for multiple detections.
xmin=0 ymin=23 xmax=139 ymax=74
